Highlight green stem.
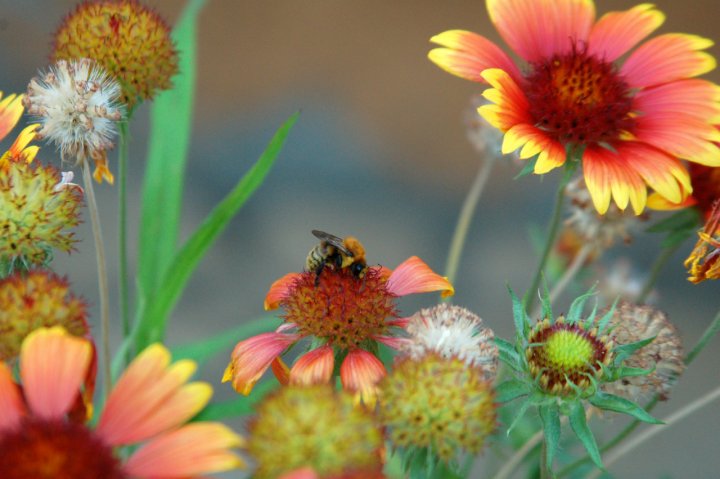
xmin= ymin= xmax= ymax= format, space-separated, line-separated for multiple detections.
xmin=685 ymin=307 xmax=720 ymax=365
xmin=443 ymin=156 xmax=496 ymax=294
xmin=118 ymin=121 xmax=130 ymax=343
xmin=491 ymin=430 xmax=544 ymax=479
xmin=637 ymin=242 xmax=681 ymax=304
xmin=81 ymin=161 xmax=112 ymax=396
xmin=522 ymin=166 xmax=575 ymax=313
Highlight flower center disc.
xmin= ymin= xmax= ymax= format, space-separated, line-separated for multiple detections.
xmin=525 ymin=48 xmax=634 ymax=145
xmin=0 ymin=418 xmax=126 ymax=479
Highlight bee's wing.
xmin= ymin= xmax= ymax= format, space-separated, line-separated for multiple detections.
xmin=311 ymin=230 xmax=353 ymax=256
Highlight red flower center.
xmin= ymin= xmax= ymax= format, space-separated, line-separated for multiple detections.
xmin=281 ymin=268 xmax=398 ymax=349
xmin=525 ymin=47 xmax=634 ymax=145
xmin=0 ymin=418 xmax=126 ymax=479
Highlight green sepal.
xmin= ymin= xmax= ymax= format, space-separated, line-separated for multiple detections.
xmin=540 ymin=276 xmax=553 ymax=321
xmin=506 ymin=397 xmax=535 ymax=436
xmin=496 ymin=379 xmax=531 ymax=403
xmin=584 ymin=302 xmax=599 ymax=330
xmin=613 ymin=336 xmax=656 ymax=364
xmin=614 ymin=365 xmax=655 ymax=380
xmin=568 ymin=401 xmax=604 ymax=470
xmin=596 ymin=296 xmax=618 ymax=335
xmin=514 ymin=155 xmax=539 ymax=179
xmin=495 ymin=337 xmax=522 ymax=370
xmin=567 ymin=286 xmax=596 ymax=324
xmin=508 ymin=285 xmax=529 ymax=340
xmin=538 ymin=403 xmax=561 ymax=469
xmin=589 ymin=392 xmax=663 ymax=424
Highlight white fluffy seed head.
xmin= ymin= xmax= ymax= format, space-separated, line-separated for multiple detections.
xmin=23 ymin=58 xmax=124 ymax=163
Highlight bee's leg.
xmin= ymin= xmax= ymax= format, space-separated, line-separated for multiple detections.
xmin=314 ymin=262 xmax=325 ymax=286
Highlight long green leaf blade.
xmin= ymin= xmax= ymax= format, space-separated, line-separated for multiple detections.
xmin=193 ymin=380 xmax=276 ymax=421
xmin=589 ymin=392 xmax=663 ymax=424
xmin=568 ymin=401 xmax=604 ymax=469
xmin=539 ymin=403 xmax=561 ymax=469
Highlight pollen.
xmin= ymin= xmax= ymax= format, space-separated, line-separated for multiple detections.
xmin=0 ymin=418 xmax=126 ymax=479
xmin=281 ymin=268 xmax=398 ymax=349
xmin=526 ymin=47 xmax=634 ymax=145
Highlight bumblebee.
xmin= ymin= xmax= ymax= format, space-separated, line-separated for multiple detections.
xmin=306 ymin=230 xmax=368 ymax=283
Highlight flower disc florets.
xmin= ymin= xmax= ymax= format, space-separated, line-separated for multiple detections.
xmin=526 ymin=317 xmax=612 ymax=396
xmin=0 ymin=161 xmax=83 ymax=270
xmin=281 ymin=268 xmax=398 ymax=349
xmin=248 ymin=385 xmax=383 ymax=479
xmin=53 ymin=0 xmax=179 ymax=108
xmin=378 ymin=352 xmax=496 ymax=462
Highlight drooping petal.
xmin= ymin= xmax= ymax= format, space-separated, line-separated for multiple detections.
xmin=0 ymin=363 xmax=24 ymax=433
xmin=588 ymin=4 xmax=665 ymax=62
xmin=289 ymin=345 xmax=334 ymax=386
xmin=125 ymin=422 xmax=245 ymax=477
xmin=582 ymin=146 xmax=648 ymax=214
xmin=97 ymin=344 xmax=209 ymax=445
xmin=428 ymin=30 xmax=521 ymax=83
xmin=478 ymin=68 xmax=532 ymax=131
xmin=222 ymin=332 xmax=298 ymax=395
xmin=487 ymin=0 xmax=595 ymax=62
xmin=340 ymin=349 xmax=386 ymax=408
xmin=618 ymin=142 xmax=692 ymax=205
xmin=20 ymin=326 xmax=91 ymax=420
xmin=633 ymin=79 xmax=720 ymax=124
xmin=622 ymin=34 xmax=716 ymax=89
xmin=271 ymin=357 xmax=291 ymax=385
xmin=265 ymin=272 xmax=302 ymax=310
xmin=633 ymin=114 xmax=720 ymax=167
xmin=500 ymin=123 xmax=567 ymax=173
xmin=386 ymin=256 xmax=454 ymax=298
xmin=0 ymin=93 xmax=24 ymax=142
xmin=91 ymin=154 xmax=114 ymax=184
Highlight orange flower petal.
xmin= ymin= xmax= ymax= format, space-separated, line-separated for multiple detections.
xmin=0 ymin=93 xmax=24 ymax=142
xmin=290 ymin=345 xmax=335 ymax=386
xmin=374 ymin=335 xmax=411 ymax=350
xmin=20 ymin=326 xmax=92 ymax=420
xmin=0 ymin=362 xmax=24 ymax=432
xmin=265 ymin=272 xmax=302 ymax=310
xmin=647 ymin=192 xmax=697 ymax=211
xmin=634 ymin=114 xmax=720 ymax=167
xmin=386 ymin=256 xmax=454 ymax=298
xmin=487 ymin=0 xmax=595 ymax=62
xmin=622 ymin=33 xmax=716 ymax=89
xmin=222 ymin=332 xmax=298 ymax=395
xmin=271 ymin=356 xmax=291 ymax=386
xmin=125 ymin=422 xmax=245 ymax=476
xmin=617 ymin=142 xmax=692 ymax=205
xmin=92 ymin=156 xmax=115 ymax=184
xmin=340 ymin=349 xmax=386 ymax=408
xmin=634 ymin=79 xmax=720 ymax=124
xmin=500 ymin=123 xmax=566 ymax=174
xmin=97 ymin=344 xmax=207 ymax=445
xmin=279 ymin=468 xmax=320 ymax=479
xmin=583 ymin=146 xmax=647 ymax=214
xmin=478 ymin=68 xmax=532 ymax=131
xmin=588 ymin=4 xmax=664 ymax=62
xmin=428 ymin=30 xmax=521 ymax=83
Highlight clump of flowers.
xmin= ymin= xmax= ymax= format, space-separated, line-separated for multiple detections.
xmin=685 ymin=199 xmax=720 ymax=283
xmin=224 ymin=254 xmax=453 ymax=406
xmin=497 ymin=287 xmax=661 ymax=469
xmin=602 ymin=301 xmax=685 ymax=401
xmin=53 ymin=0 xmax=179 ymax=109
xmin=429 ymin=1 xmax=720 ymax=214
xmin=0 ymin=160 xmax=83 ymax=271
xmin=0 ymin=270 xmax=88 ymax=361
xmin=379 ymin=304 xmax=497 ymax=466
xmin=247 ymin=385 xmax=383 ymax=479
xmin=23 ymin=58 xmax=124 ymax=183
xmin=0 ymin=327 xmax=245 ymax=478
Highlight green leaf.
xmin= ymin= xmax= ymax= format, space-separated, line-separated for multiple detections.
xmin=495 ymin=337 xmax=522 ymax=369
xmin=615 ymin=365 xmax=655 ymax=379
xmin=589 ymin=392 xmax=663 ymax=424
xmin=646 ymin=209 xmax=701 ymax=233
xmin=661 ymin=228 xmax=697 ymax=249
xmin=134 ymin=112 xmax=300 ymax=350
xmin=171 ymin=316 xmax=282 ymax=367
xmin=514 ymin=155 xmax=539 ymax=179
xmin=137 ymin=0 xmax=207 ymax=302
xmin=508 ymin=285 xmax=529 ymax=341
xmin=613 ymin=336 xmax=655 ymax=364
xmin=568 ymin=401 xmax=604 ymax=470
xmin=539 ymin=403 xmax=561 ymax=469
xmin=540 ymin=275 xmax=553 ymax=321
xmin=193 ymin=380 xmax=276 ymax=421
xmin=567 ymin=286 xmax=596 ymax=324
xmin=496 ymin=379 xmax=531 ymax=403
xmin=506 ymin=399 xmax=533 ymax=436
xmin=596 ymin=297 xmax=618 ymax=335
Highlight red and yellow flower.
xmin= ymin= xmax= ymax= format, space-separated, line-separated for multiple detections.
xmin=223 ymin=256 xmax=454 ymax=406
xmin=0 ymin=92 xmax=39 ymax=167
xmin=648 ymin=163 xmax=720 ymax=224
xmin=0 ymin=327 xmax=244 ymax=478
xmin=429 ymin=1 xmax=720 ymax=214
xmin=685 ymin=199 xmax=720 ymax=283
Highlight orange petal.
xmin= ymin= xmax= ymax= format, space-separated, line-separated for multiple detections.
xmin=582 ymin=146 xmax=648 ymax=214
xmin=386 ymin=256 xmax=454 ymax=298
xmin=428 ymin=30 xmax=521 ymax=83
xmin=0 ymin=362 xmax=25 ymax=433
xmin=0 ymin=93 xmax=24 ymax=142
xmin=647 ymin=192 xmax=696 ymax=211
xmin=622 ymin=34 xmax=716 ymax=89
xmin=279 ymin=468 xmax=320 ymax=479
xmin=222 ymin=332 xmax=298 ymax=395
xmin=588 ymin=4 xmax=664 ymax=62
xmin=340 ymin=349 xmax=386 ymax=408
xmin=374 ymin=335 xmax=411 ymax=350
xmin=633 ymin=79 xmax=720 ymax=124
xmin=97 ymin=344 xmax=209 ymax=445
xmin=125 ymin=422 xmax=245 ymax=476
xmin=20 ymin=326 xmax=92 ymax=420
xmin=634 ymin=114 xmax=720 ymax=167
xmin=264 ymin=272 xmax=301 ymax=310
xmin=487 ymin=0 xmax=594 ymax=62
xmin=271 ymin=356 xmax=291 ymax=386
xmin=617 ymin=142 xmax=692 ymax=205
xmin=289 ymin=345 xmax=334 ymax=386
xmin=478 ymin=68 xmax=532 ymax=131
xmin=500 ymin=123 xmax=566 ymax=173
xmin=92 ymin=156 xmax=114 ymax=184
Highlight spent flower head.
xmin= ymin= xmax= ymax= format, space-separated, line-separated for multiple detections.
xmin=429 ymin=1 xmax=720 ymax=214
xmin=23 ymin=58 xmax=124 ymax=184
xmin=247 ymin=385 xmax=383 ymax=479
xmin=0 ymin=160 xmax=83 ymax=271
xmin=53 ymin=0 xmax=179 ymax=109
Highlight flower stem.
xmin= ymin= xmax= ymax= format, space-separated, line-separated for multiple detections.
xmin=637 ymin=242 xmax=681 ymax=304
xmin=118 ymin=121 xmax=130 ymax=341
xmin=586 ymin=384 xmax=720 ymax=479
xmin=443 ymin=156 xmax=496 ymax=295
xmin=491 ymin=430 xmax=544 ymax=479
xmin=685 ymin=306 xmax=720 ymax=365
xmin=82 ymin=161 xmax=112 ymax=396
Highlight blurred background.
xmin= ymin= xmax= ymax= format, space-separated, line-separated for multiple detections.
xmin=1 ymin=0 xmax=719 ymax=477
